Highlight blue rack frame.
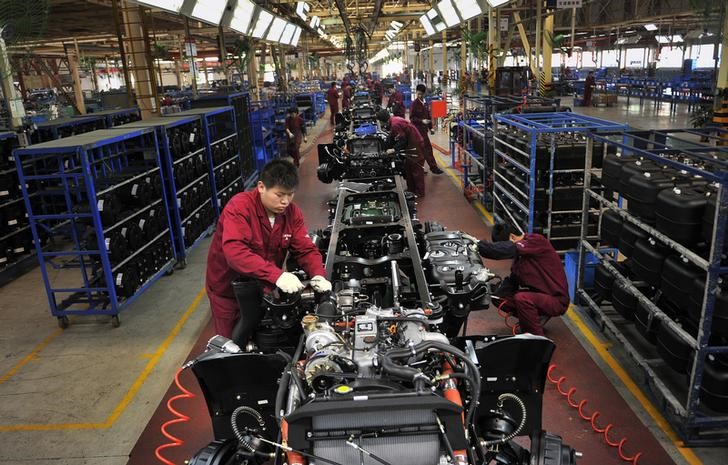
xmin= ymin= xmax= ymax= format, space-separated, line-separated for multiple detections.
xmin=32 ymin=115 xmax=107 ymax=143
xmin=13 ymin=128 xmax=177 ymax=326
xmin=167 ymin=106 xmax=242 ymax=216
xmin=113 ymin=115 xmax=216 ymax=263
xmin=250 ymin=101 xmax=277 ymax=171
xmin=575 ymin=127 xmax=728 ymax=445
xmin=491 ymin=112 xmax=628 ymax=252
xmin=190 ymin=92 xmax=257 ymax=187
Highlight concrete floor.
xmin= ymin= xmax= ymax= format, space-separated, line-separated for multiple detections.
xmin=0 ymin=95 xmax=723 ymax=465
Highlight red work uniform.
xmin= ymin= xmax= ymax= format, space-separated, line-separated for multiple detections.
xmin=409 ymin=97 xmax=438 ymax=171
xmin=326 ymin=87 xmax=340 ymax=124
xmin=373 ymin=81 xmax=384 ymax=106
xmin=285 ymin=114 xmax=307 ymax=166
xmin=388 ymin=116 xmax=426 ymax=197
xmin=388 ymin=90 xmax=406 ymax=117
xmin=584 ymin=75 xmax=596 ymax=107
xmin=205 ymin=190 xmax=326 ymax=337
xmin=342 ymin=85 xmax=352 ymax=109
xmin=477 ymin=234 xmax=569 ymax=335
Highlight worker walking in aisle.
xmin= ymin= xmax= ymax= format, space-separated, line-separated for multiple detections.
xmin=342 ymin=81 xmax=352 ymax=110
xmin=205 ymin=160 xmax=331 ymax=342
xmin=285 ymin=107 xmax=307 ymax=167
xmin=409 ymin=84 xmax=443 ymax=175
xmin=373 ymin=79 xmax=384 ymax=106
xmin=326 ymin=81 xmax=340 ymax=125
xmin=387 ymin=86 xmax=406 ymax=117
xmin=583 ymin=70 xmax=596 ymax=107
xmin=465 ymin=223 xmax=569 ymax=336
xmin=376 ymin=109 xmax=426 ymax=197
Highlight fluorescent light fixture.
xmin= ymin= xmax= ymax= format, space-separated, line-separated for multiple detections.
xmin=427 ymin=8 xmax=447 ymax=32
xmin=250 ymin=9 xmax=273 ymax=38
xmin=267 ymin=17 xmax=286 ymax=42
xmin=390 ymin=20 xmax=404 ymax=32
xmin=437 ymin=0 xmax=460 ymax=27
xmin=190 ymin=0 xmax=227 ymax=25
xmin=453 ymin=0 xmax=482 ymax=20
xmin=656 ymin=34 xmax=683 ymax=43
xmin=229 ymin=0 xmax=255 ymax=34
xmin=487 ymin=0 xmax=511 ymax=6
xmin=290 ymin=27 xmax=302 ymax=47
xmin=136 ymin=0 xmax=184 ymax=12
xmin=280 ymin=22 xmax=296 ymax=44
xmin=644 ymin=23 xmax=658 ymax=31
xmin=296 ymin=1 xmax=309 ymax=21
xmin=419 ymin=16 xmax=436 ymax=36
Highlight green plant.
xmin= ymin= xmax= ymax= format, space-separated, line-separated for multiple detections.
xmin=228 ymin=37 xmax=253 ymax=78
xmin=461 ymin=27 xmax=486 ymax=63
xmin=151 ymin=43 xmax=169 ymax=60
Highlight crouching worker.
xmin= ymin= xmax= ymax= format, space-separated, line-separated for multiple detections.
xmin=205 ymin=159 xmax=331 ymax=344
xmin=466 ymin=223 xmax=569 ymax=335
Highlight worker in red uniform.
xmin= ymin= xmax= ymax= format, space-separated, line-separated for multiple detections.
xmin=376 ymin=109 xmax=426 ymax=197
xmin=373 ymin=80 xmax=384 ymax=106
xmin=285 ymin=107 xmax=307 ymax=167
xmin=409 ymin=84 xmax=443 ymax=175
xmin=387 ymin=86 xmax=406 ymax=117
xmin=583 ymin=70 xmax=596 ymax=107
xmin=342 ymin=81 xmax=352 ymax=110
xmin=465 ymin=223 xmax=569 ymax=336
xmin=205 ymin=159 xmax=330 ymax=340
xmin=325 ymin=82 xmax=340 ymax=125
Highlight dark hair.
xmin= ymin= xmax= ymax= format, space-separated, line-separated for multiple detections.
xmin=288 ymin=106 xmax=299 ymax=115
xmin=260 ymin=159 xmax=299 ymax=190
xmin=491 ymin=223 xmax=515 ymax=242
xmin=416 ymin=84 xmax=426 ymax=93
xmin=330 ymin=82 xmax=336 ymax=88
xmin=375 ymin=109 xmax=391 ymax=123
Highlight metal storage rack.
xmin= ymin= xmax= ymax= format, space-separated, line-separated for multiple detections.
xmin=0 ymin=131 xmax=40 ymax=286
xmin=31 ymin=115 xmax=106 ymax=143
xmin=250 ymin=101 xmax=277 ymax=170
xmin=491 ymin=112 xmax=628 ymax=252
xmin=114 ymin=115 xmax=214 ymax=264
xmin=82 ymin=107 xmax=142 ymax=127
xmin=169 ymin=107 xmax=243 ymax=217
xmin=13 ymin=128 xmax=177 ymax=327
xmin=575 ymin=128 xmax=728 ymax=445
xmin=190 ymin=92 xmax=257 ymax=188
xmin=453 ymin=96 xmax=561 ymax=213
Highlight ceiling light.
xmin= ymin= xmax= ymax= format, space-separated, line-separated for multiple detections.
xmin=190 ymin=0 xmax=227 ymax=25
xmin=136 ymin=0 xmax=184 ymax=13
xmin=487 ymin=0 xmax=512 ymax=6
xmin=419 ymin=16 xmax=436 ymax=36
xmin=279 ymin=23 xmax=296 ymax=45
xmin=290 ymin=27 xmax=302 ymax=47
xmin=228 ymin=0 xmax=255 ymax=35
xmin=453 ymin=0 xmax=482 ymax=20
xmin=266 ymin=17 xmax=286 ymax=42
xmin=251 ymin=9 xmax=273 ymax=39
xmin=437 ymin=0 xmax=460 ymax=27
xmin=644 ymin=23 xmax=658 ymax=31
xmin=655 ymin=34 xmax=683 ymax=43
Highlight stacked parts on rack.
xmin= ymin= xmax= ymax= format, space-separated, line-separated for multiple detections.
xmin=491 ymin=112 xmax=627 ymax=252
xmin=114 ymin=114 xmax=214 ymax=263
xmin=13 ymin=127 xmax=176 ymax=328
xmin=191 ymin=92 xmax=257 ymax=188
xmin=31 ymin=107 xmax=140 ymax=144
xmin=0 ymin=131 xmax=40 ymax=286
xmin=576 ymin=127 xmax=728 ymax=445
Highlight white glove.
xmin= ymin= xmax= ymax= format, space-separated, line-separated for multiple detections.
xmin=303 ymin=137 xmax=308 ymax=143
xmin=275 ymin=272 xmax=304 ymax=293
xmin=422 ymin=119 xmax=431 ymax=124
xmin=310 ymin=275 xmax=332 ymax=293
xmin=461 ymin=232 xmax=480 ymax=244
xmin=385 ymin=148 xmax=396 ymax=155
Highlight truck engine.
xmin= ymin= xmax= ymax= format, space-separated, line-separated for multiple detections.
xmin=186 ymin=175 xmax=578 ymax=465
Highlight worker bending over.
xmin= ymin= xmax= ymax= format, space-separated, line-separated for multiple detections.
xmin=467 ymin=223 xmax=569 ymax=335
xmin=205 ymin=160 xmax=331 ymax=339
xmin=376 ymin=109 xmax=426 ymax=197
xmin=387 ymin=86 xmax=406 ymax=117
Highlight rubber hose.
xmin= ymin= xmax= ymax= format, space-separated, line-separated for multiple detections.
xmin=275 ymin=335 xmax=304 ymax=420
xmin=231 ymin=406 xmax=266 ymax=453
xmin=480 ymin=393 xmax=527 ymax=446
xmin=380 ymin=341 xmax=481 ymax=428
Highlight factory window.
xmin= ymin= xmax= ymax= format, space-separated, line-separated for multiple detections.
xmin=600 ymin=49 xmax=619 ymax=67
xmin=656 ymin=46 xmax=683 ymax=68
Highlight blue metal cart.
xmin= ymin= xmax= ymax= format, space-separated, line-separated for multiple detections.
xmin=13 ymin=127 xmax=176 ymax=328
xmin=80 ymin=107 xmax=142 ymax=127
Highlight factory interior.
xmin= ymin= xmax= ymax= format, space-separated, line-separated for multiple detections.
xmin=0 ymin=1 xmax=728 ymax=465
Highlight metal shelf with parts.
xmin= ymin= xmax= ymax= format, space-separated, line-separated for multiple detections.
xmin=575 ymin=126 xmax=728 ymax=445
xmin=113 ymin=114 xmax=218 ymax=262
xmin=491 ymin=112 xmax=627 ymax=253
xmin=13 ymin=127 xmax=176 ymax=327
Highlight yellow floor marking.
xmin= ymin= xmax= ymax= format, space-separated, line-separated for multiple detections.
xmin=0 ymin=287 xmax=206 ymax=432
xmin=566 ymin=307 xmax=703 ymax=465
xmin=0 ymin=328 xmax=63 ymax=386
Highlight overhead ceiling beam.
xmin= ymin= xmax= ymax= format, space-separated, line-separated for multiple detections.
xmin=368 ymin=0 xmax=384 ymax=35
xmin=333 ymin=0 xmax=352 ymax=36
